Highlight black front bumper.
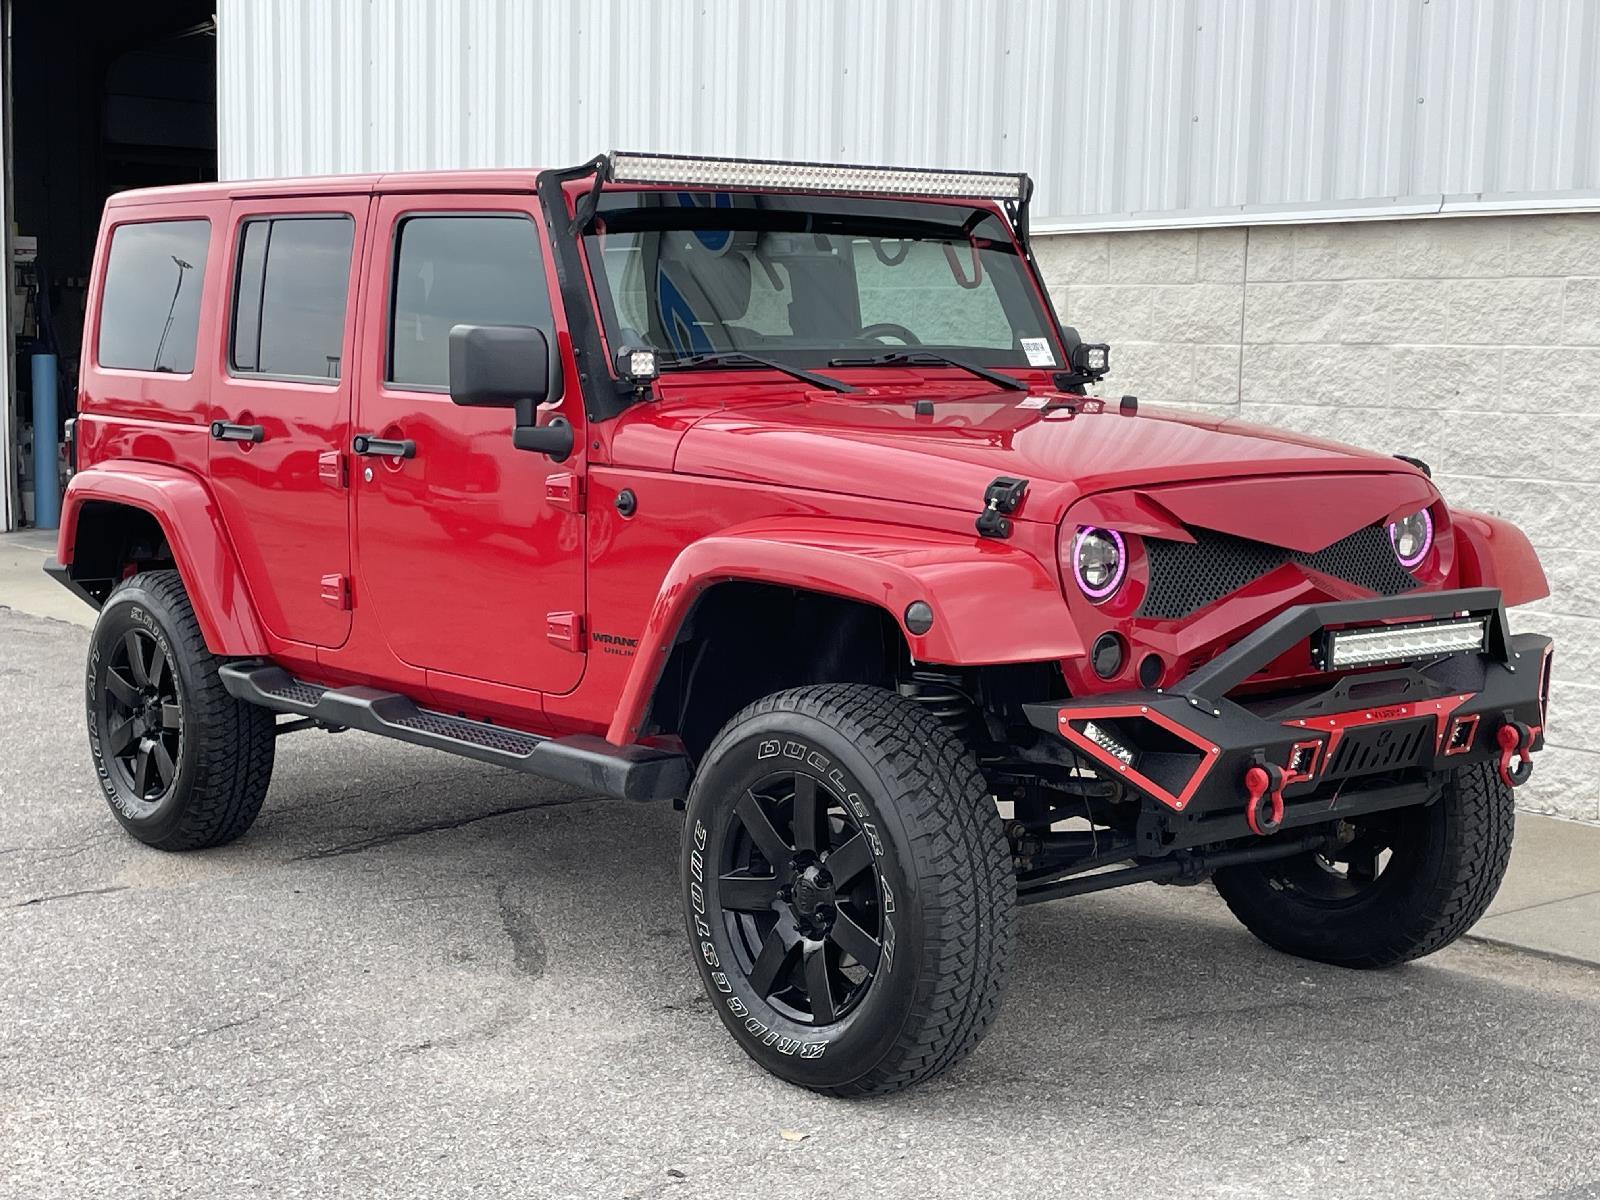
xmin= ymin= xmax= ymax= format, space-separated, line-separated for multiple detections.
xmin=1026 ymin=589 xmax=1551 ymax=854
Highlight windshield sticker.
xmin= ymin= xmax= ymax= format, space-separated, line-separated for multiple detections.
xmin=1021 ymin=337 xmax=1056 ymax=367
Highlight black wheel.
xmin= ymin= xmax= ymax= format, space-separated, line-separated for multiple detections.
xmin=87 ymin=570 xmax=276 ymax=850
xmin=1214 ymin=762 xmax=1513 ymax=968
xmin=683 ymin=684 xmax=1014 ymax=1096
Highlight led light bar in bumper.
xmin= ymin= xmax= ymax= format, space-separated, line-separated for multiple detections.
xmin=1324 ymin=617 xmax=1488 ymax=669
xmin=607 ymin=150 xmax=1027 ymax=201
xmin=1081 ymin=721 xmax=1135 ymax=766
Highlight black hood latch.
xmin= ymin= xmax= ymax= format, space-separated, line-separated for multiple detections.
xmin=976 ymin=476 xmax=1029 ymax=539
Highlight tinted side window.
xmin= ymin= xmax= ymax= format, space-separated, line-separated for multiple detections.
xmin=97 ymin=219 xmax=211 ymax=373
xmin=231 ymin=216 xmax=355 ymax=380
xmin=389 ymin=216 xmax=550 ymax=389
xmin=230 ymin=221 xmax=269 ymax=371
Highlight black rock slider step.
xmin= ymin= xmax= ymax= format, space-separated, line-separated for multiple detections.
xmin=218 ymin=664 xmax=690 ymax=803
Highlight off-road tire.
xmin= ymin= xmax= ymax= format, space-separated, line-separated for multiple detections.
xmin=683 ymin=684 xmax=1014 ymax=1096
xmin=1214 ymin=762 xmax=1513 ymax=968
xmin=87 ymin=570 xmax=275 ymax=850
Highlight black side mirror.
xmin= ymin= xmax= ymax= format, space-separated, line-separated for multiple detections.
xmin=448 ymin=324 xmax=573 ymax=461
xmin=448 ymin=324 xmax=548 ymax=408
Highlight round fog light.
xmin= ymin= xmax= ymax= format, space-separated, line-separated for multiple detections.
xmin=1092 ymin=632 xmax=1125 ymax=679
xmin=1138 ymin=653 xmax=1164 ymax=688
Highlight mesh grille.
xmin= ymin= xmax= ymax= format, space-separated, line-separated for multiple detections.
xmin=394 ymin=710 xmax=542 ymax=757
xmin=1138 ymin=524 xmax=1418 ymax=620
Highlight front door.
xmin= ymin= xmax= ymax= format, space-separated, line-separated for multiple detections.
xmin=209 ymin=196 xmax=369 ymax=648
xmin=350 ymin=193 xmax=586 ymax=694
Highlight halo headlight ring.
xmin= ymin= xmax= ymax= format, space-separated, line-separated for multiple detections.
xmin=1388 ymin=508 xmax=1434 ymax=570
xmin=1072 ymin=526 xmax=1127 ymax=602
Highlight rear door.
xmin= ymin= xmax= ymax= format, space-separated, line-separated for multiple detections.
xmin=349 ymin=192 xmax=586 ymax=694
xmin=209 ymin=196 xmax=369 ymax=648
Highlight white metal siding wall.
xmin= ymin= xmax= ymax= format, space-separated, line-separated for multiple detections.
xmin=218 ymin=0 xmax=1600 ymax=229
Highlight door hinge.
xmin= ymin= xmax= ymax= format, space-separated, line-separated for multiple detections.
xmin=320 ymin=574 xmax=352 ymax=611
xmin=545 ymin=472 xmax=583 ymax=512
xmin=318 ymin=450 xmax=348 ymax=489
xmin=546 ymin=611 xmax=584 ymax=652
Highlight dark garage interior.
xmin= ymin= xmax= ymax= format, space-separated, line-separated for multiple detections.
xmin=5 ymin=0 xmax=217 ymax=528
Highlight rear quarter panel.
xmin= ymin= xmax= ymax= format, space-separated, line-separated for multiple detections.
xmin=64 ymin=197 xmax=268 ymax=657
xmin=76 ymin=197 xmax=231 ymax=476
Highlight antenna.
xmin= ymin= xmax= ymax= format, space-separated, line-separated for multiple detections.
xmin=152 ymin=255 xmax=195 ymax=371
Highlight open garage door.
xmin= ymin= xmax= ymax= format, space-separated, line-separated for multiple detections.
xmin=2 ymin=0 xmax=217 ymax=531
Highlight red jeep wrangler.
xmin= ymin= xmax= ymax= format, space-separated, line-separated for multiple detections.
xmin=48 ymin=152 xmax=1552 ymax=1096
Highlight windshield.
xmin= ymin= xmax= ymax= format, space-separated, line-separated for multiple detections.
xmin=581 ymin=191 xmax=1062 ymax=371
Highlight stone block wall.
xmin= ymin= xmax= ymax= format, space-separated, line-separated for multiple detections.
xmin=1034 ymin=214 xmax=1599 ymax=821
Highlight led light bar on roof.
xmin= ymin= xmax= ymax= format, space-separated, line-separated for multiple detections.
xmin=607 ymin=150 xmax=1028 ymax=202
xmin=1325 ymin=617 xmax=1488 ymax=670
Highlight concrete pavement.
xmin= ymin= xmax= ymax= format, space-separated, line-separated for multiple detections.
xmin=3 ymin=533 xmax=1599 ymax=1197
xmin=1472 ymin=811 xmax=1600 ymax=965
xmin=2 ymin=601 xmax=1598 ymax=1198
xmin=0 ymin=527 xmax=81 ymax=626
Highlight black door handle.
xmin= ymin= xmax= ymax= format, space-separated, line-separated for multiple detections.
xmin=210 ymin=420 xmax=265 ymax=443
xmin=352 ymin=434 xmax=416 ymax=459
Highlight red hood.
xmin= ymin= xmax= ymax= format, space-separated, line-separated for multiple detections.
xmin=667 ymin=391 xmax=1438 ymax=534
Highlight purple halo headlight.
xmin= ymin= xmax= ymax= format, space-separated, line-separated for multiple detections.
xmin=1388 ymin=508 xmax=1434 ymax=569
xmin=1072 ymin=526 xmax=1127 ymax=601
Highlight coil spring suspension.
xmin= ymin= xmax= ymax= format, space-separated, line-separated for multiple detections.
xmin=898 ymin=669 xmax=984 ymax=744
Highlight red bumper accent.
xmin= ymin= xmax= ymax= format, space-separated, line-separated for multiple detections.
xmin=1056 ymin=703 xmax=1221 ymax=811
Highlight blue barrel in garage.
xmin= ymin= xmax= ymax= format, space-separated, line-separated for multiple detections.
xmin=31 ymin=353 xmax=60 ymax=529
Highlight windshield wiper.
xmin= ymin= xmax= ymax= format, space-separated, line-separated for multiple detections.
xmin=827 ymin=351 xmax=1027 ymax=392
xmin=661 ymin=351 xmax=857 ymax=394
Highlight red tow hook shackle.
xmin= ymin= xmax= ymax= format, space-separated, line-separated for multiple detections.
xmin=1243 ymin=763 xmax=1287 ymax=836
xmin=1495 ymin=720 xmax=1535 ymax=788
